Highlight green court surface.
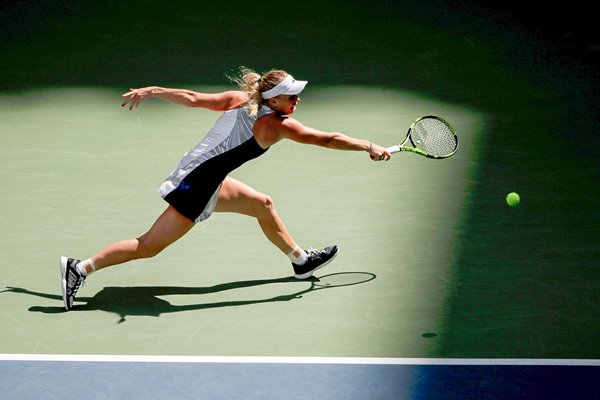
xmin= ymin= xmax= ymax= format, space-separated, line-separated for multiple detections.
xmin=1 ymin=0 xmax=599 ymax=366
xmin=0 ymin=87 xmax=483 ymax=357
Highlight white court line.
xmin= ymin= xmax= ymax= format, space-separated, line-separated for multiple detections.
xmin=1 ymin=354 xmax=599 ymax=366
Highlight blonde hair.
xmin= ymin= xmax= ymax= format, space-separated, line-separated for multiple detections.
xmin=230 ymin=67 xmax=289 ymax=116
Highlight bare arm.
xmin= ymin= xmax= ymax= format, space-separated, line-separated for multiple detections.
xmin=272 ymin=117 xmax=391 ymax=161
xmin=121 ymin=87 xmax=248 ymax=111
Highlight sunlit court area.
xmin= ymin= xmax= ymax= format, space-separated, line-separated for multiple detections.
xmin=1 ymin=1 xmax=599 ymax=398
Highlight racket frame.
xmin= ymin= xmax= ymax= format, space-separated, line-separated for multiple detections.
xmin=386 ymin=115 xmax=458 ymax=159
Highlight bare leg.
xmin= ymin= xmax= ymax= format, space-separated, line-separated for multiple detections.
xmin=85 ymin=206 xmax=195 ymax=273
xmin=214 ymin=177 xmax=298 ymax=255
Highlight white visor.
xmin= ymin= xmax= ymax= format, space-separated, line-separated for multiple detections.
xmin=261 ymin=74 xmax=308 ymax=99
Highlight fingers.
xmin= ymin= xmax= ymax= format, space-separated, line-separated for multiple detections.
xmin=370 ymin=154 xmax=389 ymax=161
xmin=376 ymin=150 xmax=391 ymax=161
xmin=369 ymin=145 xmax=391 ymax=161
xmin=121 ymin=98 xmax=135 ymax=110
xmin=121 ymin=89 xmax=135 ymax=97
xmin=121 ymin=88 xmax=143 ymax=110
xmin=121 ymin=91 xmax=133 ymax=109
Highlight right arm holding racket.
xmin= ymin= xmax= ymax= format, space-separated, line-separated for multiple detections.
xmin=255 ymin=115 xmax=392 ymax=161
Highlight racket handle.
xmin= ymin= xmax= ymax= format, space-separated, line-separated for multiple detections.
xmin=386 ymin=145 xmax=401 ymax=154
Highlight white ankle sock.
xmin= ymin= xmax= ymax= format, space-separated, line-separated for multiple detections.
xmin=76 ymin=258 xmax=96 ymax=277
xmin=288 ymin=245 xmax=308 ymax=265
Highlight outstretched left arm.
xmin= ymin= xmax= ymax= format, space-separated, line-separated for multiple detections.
xmin=121 ymin=87 xmax=248 ymax=111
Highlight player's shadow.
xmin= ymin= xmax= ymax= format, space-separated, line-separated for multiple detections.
xmin=2 ymin=272 xmax=375 ymax=324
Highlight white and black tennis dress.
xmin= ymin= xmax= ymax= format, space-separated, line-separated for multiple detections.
xmin=159 ymin=105 xmax=274 ymax=222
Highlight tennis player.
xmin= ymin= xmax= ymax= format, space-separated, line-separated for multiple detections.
xmin=60 ymin=68 xmax=391 ymax=311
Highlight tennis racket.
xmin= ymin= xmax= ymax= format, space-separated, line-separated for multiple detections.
xmin=385 ymin=115 xmax=458 ymax=159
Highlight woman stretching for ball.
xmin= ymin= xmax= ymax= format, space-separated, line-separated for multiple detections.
xmin=60 ymin=67 xmax=391 ymax=311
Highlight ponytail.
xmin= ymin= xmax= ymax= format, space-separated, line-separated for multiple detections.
xmin=230 ymin=66 xmax=288 ymax=116
xmin=230 ymin=66 xmax=262 ymax=116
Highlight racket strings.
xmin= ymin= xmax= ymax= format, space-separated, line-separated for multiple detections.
xmin=411 ymin=119 xmax=457 ymax=157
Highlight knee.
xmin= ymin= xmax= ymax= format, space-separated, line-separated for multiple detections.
xmin=256 ymin=195 xmax=276 ymax=219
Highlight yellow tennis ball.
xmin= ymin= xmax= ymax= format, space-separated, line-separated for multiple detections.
xmin=506 ymin=192 xmax=520 ymax=207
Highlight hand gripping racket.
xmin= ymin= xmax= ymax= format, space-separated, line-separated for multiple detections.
xmin=386 ymin=116 xmax=458 ymax=159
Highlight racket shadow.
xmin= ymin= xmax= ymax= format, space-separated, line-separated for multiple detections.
xmin=2 ymin=271 xmax=376 ymax=324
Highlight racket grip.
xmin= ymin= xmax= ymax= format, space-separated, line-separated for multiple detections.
xmin=386 ymin=145 xmax=401 ymax=154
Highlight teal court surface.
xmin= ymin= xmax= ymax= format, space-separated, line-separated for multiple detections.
xmin=1 ymin=1 xmax=599 ymax=398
